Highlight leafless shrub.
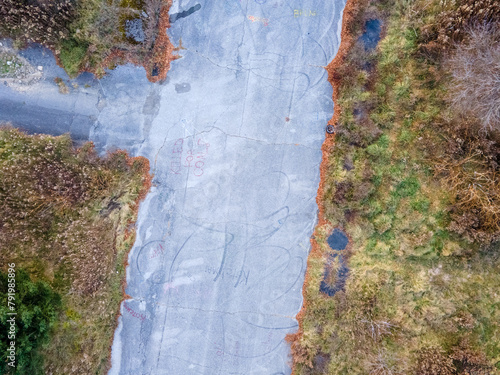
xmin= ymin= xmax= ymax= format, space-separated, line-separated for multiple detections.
xmin=285 ymin=331 xmax=315 ymax=368
xmin=0 ymin=0 xmax=74 ymax=47
xmin=421 ymin=0 xmax=500 ymax=49
xmin=453 ymin=311 xmax=476 ymax=330
xmin=367 ymin=349 xmax=404 ymax=375
xmin=360 ymin=318 xmax=396 ymax=341
xmin=434 ymin=120 xmax=500 ymax=243
xmin=445 ymin=24 xmax=500 ymax=133
xmin=142 ymin=0 xmax=162 ymax=49
xmin=450 ymin=340 xmax=495 ymax=375
xmin=414 ymin=347 xmax=454 ymax=375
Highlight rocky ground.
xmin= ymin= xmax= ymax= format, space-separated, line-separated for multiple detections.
xmin=0 ymin=43 xmax=43 ymax=89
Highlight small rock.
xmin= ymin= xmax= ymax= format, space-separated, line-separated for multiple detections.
xmin=37 ymin=66 xmax=43 ymax=71
xmin=6 ymin=61 xmax=12 ymax=66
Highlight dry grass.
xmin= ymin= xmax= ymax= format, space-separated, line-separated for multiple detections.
xmin=422 ymin=0 xmax=500 ymax=49
xmin=434 ymin=120 xmax=500 ymax=243
xmin=0 ymin=126 xmax=150 ymax=374
xmin=290 ymin=0 xmax=500 ymax=373
xmin=0 ymin=0 xmax=173 ymax=79
xmin=444 ymin=25 xmax=500 ymax=133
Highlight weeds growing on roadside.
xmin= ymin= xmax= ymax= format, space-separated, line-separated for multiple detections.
xmin=290 ymin=0 xmax=500 ymax=373
xmin=0 ymin=0 xmax=171 ymax=78
xmin=0 ymin=126 xmax=150 ymax=374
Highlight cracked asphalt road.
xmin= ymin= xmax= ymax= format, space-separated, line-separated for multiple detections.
xmin=0 ymin=0 xmax=346 ymax=373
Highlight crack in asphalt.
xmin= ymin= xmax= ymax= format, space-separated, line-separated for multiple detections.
xmin=199 ymin=125 xmax=316 ymax=150
xmin=185 ymin=47 xmax=293 ymax=84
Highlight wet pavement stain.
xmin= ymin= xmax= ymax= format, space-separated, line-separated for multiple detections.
xmin=142 ymin=85 xmax=161 ymax=140
xmin=174 ymin=82 xmax=191 ymax=93
xmin=169 ymin=4 xmax=202 ymax=23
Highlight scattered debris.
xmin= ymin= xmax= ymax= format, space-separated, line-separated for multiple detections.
xmin=54 ymin=77 xmax=69 ymax=94
xmin=0 ymin=45 xmax=42 ymax=88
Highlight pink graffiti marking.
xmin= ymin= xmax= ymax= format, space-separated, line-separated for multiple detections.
xmin=213 ymin=341 xmax=225 ymax=357
xmin=231 ymin=341 xmax=241 ymax=365
xmin=185 ymin=138 xmax=210 ymax=177
xmin=261 ymin=331 xmax=274 ymax=351
xmin=163 ymin=282 xmax=179 ymax=294
xmin=149 ymin=243 xmax=164 ymax=259
xmin=170 ymin=137 xmax=210 ymax=176
xmin=247 ymin=15 xmax=269 ymax=26
xmin=124 ymin=303 xmax=146 ymax=321
xmin=213 ymin=340 xmax=242 ymax=364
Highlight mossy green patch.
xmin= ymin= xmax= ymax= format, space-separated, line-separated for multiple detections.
xmin=59 ymin=38 xmax=88 ymax=77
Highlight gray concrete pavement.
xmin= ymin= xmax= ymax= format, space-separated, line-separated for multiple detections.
xmin=0 ymin=0 xmax=346 ymax=373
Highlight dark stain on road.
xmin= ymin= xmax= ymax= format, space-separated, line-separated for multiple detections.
xmin=169 ymin=4 xmax=202 ymax=24
xmin=175 ymin=82 xmax=191 ymax=93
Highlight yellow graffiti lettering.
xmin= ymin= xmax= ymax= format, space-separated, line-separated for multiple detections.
xmin=293 ymin=9 xmax=317 ymax=17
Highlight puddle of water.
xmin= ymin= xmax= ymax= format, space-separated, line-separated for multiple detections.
xmin=125 ymin=18 xmax=145 ymax=43
xmin=320 ymin=228 xmax=349 ymax=297
xmin=327 ymin=228 xmax=349 ymax=250
xmin=151 ymin=64 xmax=159 ymax=77
xmin=359 ymin=19 xmax=382 ymax=51
xmin=118 ymin=0 xmax=147 ymax=44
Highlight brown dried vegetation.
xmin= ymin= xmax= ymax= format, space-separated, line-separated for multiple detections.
xmin=415 ymin=347 xmax=455 ymax=375
xmin=445 ymin=25 xmax=500 ymax=133
xmin=434 ymin=120 xmax=500 ymax=243
xmin=0 ymin=126 xmax=151 ymax=373
xmin=0 ymin=0 xmax=73 ymax=47
xmin=0 ymin=0 xmax=174 ymax=80
xmin=450 ymin=340 xmax=495 ymax=375
xmin=290 ymin=0 xmax=500 ymax=373
xmin=421 ymin=0 xmax=500 ymax=50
